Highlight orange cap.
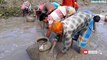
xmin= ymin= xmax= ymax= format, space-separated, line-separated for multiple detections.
xmin=51 ymin=21 xmax=63 ymax=33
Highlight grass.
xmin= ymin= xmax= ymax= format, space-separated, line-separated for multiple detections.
xmin=0 ymin=6 xmax=22 ymax=18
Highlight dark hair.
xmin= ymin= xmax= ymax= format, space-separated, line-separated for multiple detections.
xmin=93 ymin=15 xmax=100 ymax=22
xmin=39 ymin=13 xmax=48 ymax=21
xmin=36 ymin=11 xmax=42 ymax=16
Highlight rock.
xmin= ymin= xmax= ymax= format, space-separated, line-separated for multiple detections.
xmin=26 ymin=43 xmax=39 ymax=60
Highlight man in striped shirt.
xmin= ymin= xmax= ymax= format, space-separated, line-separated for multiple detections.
xmin=49 ymin=11 xmax=100 ymax=55
xmin=39 ymin=6 xmax=76 ymax=38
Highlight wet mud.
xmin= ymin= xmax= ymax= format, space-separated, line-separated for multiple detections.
xmin=0 ymin=1 xmax=107 ymax=60
xmin=0 ymin=15 xmax=107 ymax=60
xmin=0 ymin=17 xmax=45 ymax=60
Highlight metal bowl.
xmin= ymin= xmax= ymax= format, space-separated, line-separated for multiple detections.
xmin=36 ymin=38 xmax=52 ymax=52
xmin=26 ymin=15 xmax=35 ymax=22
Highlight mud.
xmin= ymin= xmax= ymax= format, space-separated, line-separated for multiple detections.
xmin=0 ymin=15 xmax=107 ymax=60
xmin=0 ymin=1 xmax=107 ymax=60
xmin=0 ymin=17 xmax=45 ymax=60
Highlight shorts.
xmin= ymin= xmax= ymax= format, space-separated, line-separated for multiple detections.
xmin=23 ymin=8 xmax=29 ymax=15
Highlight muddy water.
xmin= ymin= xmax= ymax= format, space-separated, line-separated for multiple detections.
xmin=0 ymin=16 xmax=107 ymax=60
xmin=0 ymin=17 xmax=46 ymax=60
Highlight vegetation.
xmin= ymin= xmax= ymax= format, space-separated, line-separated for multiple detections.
xmin=0 ymin=0 xmax=6 ymax=4
xmin=0 ymin=5 xmax=22 ymax=18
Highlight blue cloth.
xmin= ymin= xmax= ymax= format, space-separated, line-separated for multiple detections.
xmin=80 ymin=19 xmax=94 ymax=48
xmin=72 ymin=10 xmax=95 ymax=48
xmin=52 ymin=2 xmax=60 ymax=8
xmin=73 ymin=10 xmax=95 ymax=42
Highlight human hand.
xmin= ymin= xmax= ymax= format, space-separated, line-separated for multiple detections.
xmin=79 ymin=36 xmax=84 ymax=41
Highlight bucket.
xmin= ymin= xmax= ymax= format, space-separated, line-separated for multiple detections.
xmin=36 ymin=37 xmax=52 ymax=52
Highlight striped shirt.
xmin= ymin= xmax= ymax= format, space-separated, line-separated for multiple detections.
xmin=48 ymin=6 xmax=75 ymax=25
xmin=61 ymin=11 xmax=93 ymax=53
xmin=22 ymin=1 xmax=32 ymax=11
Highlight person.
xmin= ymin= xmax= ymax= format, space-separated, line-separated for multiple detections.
xmin=39 ymin=6 xmax=76 ymax=38
xmin=48 ymin=11 xmax=100 ymax=56
xmin=21 ymin=1 xmax=32 ymax=16
xmin=34 ymin=2 xmax=60 ymax=18
xmin=62 ymin=0 xmax=79 ymax=11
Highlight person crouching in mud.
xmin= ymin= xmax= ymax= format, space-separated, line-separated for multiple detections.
xmin=39 ymin=6 xmax=76 ymax=39
xmin=48 ymin=11 xmax=100 ymax=56
xmin=34 ymin=2 xmax=60 ymax=19
xmin=21 ymin=1 xmax=32 ymax=16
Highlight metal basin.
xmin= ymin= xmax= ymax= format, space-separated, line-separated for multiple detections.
xmin=26 ymin=15 xmax=35 ymax=22
xmin=36 ymin=38 xmax=52 ymax=52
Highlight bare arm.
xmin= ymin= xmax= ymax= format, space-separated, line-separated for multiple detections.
xmin=46 ymin=25 xmax=52 ymax=38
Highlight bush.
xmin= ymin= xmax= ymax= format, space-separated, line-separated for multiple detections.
xmin=0 ymin=0 xmax=6 ymax=4
xmin=0 ymin=6 xmax=22 ymax=18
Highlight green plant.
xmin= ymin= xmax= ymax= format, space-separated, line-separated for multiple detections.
xmin=0 ymin=0 xmax=6 ymax=4
xmin=0 ymin=6 xmax=22 ymax=18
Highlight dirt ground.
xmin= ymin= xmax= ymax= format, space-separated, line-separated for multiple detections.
xmin=0 ymin=0 xmax=107 ymax=60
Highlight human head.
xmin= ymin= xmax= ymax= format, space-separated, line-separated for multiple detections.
xmin=35 ymin=6 xmax=39 ymax=11
xmin=34 ymin=6 xmax=41 ymax=17
xmin=21 ymin=5 xmax=29 ymax=16
xmin=51 ymin=21 xmax=63 ymax=34
xmin=93 ymin=15 xmax=100 ymax=22
xmin=39 ymin=13 xmax=48 ymax=23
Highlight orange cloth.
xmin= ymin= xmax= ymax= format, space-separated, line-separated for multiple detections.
xmin=51 ymin=21 xmax=63 ymax=33
xmin=62 ymin=0 xmax=79 ymax=9
xmin=62 ymin=0 xmax=75 ymax=6
xmin=74 ymin=2 xmax=79 ymax=9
